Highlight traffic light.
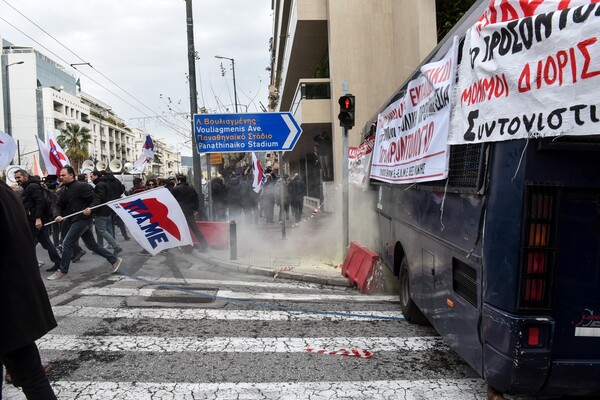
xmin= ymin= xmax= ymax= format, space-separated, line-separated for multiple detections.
xmin=338 ymin=94 xmax=355 ymax=128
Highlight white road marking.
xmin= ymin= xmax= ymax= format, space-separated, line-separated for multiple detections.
xmin=37 ymin=335 xmax=444 ymax=353
xmin=217 ymin=290 xmax=398 ymax=302
xmin=52 ymin=305 xmax=405 ymax=321
xmin=109 ymin=275 xmax=330 ymax=290
xmin=79 ymin=287 xmax=398 ymax=302
xmin=4 ymin=379 xmax=488 ymax=399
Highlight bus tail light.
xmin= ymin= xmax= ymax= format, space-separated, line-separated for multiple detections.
xmin=527 ymin=326 xmax=540 ymax=346
xmin=519 ymin=186 xmax=558 ymax=311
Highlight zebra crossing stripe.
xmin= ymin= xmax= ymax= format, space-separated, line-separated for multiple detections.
xmin=4 ymin=379 xmax=487 ymax=399
xmin=36 ymin=335 xmax=444 ymax=353
xmin=108 ymin=275 xmax=329 ymax=290
xmin=52 ymin=306 xmax=405 ymax=321
xmin=79 ymin=287 xmax=398 ymax=302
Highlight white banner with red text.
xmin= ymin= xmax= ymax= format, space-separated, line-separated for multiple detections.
xmin=449 ymin=0 xmax=600 ymax=144
xmin=108 ymin=188 xmax=192 ymax=255
xmin=370 ymin=37 xmax=457 ymax=184
xmin=349 ymin=134 xmax=375 ymax=189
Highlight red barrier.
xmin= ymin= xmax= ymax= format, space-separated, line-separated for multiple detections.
xmin=342 ymin=241 xmax=379 ymax=294
xmin=191 ymin=221 xmax=229 ymax=249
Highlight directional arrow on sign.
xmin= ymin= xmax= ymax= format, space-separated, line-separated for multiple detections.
xmin=193 ymin=112 xmax=303 ymax=154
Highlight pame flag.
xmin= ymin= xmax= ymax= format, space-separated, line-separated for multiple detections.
xmin=108 ymin=188 xmax=192 ymax=255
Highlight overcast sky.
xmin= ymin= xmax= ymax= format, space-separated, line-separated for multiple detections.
xmin=1 ymin=0 xmax=273 ymax=156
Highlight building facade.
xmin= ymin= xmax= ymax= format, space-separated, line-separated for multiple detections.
xmin=2 ymin=35 xmax=179 ymax=175
xmin=270 ymin=0 xmax=438 ymax=250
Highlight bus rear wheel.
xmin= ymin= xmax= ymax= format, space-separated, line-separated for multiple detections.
xmin=399 ymin=257 xmax=428 ymax=325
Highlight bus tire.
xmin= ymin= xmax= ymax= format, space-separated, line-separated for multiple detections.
xmin=399 ymin=257 xmax=428 ymax=325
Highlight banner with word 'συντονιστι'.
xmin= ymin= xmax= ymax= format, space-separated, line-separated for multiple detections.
xmin=449 ymin=0 xmax=600 ymax=144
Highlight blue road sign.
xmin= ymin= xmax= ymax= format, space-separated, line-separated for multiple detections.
xmin=193 ymin=112 xmax=302 ymax=154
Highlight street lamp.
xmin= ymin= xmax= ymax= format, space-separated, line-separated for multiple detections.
xmin=215 ymin=55 xmax=238 ymax=113
xmin=4 ymin=61 xmax=24 ymax=137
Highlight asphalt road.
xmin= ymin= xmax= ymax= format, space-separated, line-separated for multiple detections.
xmin=2 ymin=238 xmax=571 ymax=399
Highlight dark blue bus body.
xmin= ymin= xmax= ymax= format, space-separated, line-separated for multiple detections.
xmin=371 ymin=1 xmax=600 ymax=394
xmin=376 ymin=137 xmax=600 ymax=396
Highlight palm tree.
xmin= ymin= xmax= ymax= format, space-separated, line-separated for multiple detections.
xmin=58 ymin=123 xmax=92 ymax=171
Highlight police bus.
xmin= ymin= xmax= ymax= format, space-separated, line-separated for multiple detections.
xmin=369 ymin=0 xmax=600 ymax=397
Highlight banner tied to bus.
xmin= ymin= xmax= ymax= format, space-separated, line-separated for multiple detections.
xmin=450 ymin=0 xmax=600 ymax=144
xmin=370 ymin=37 xmax=458 ymax=184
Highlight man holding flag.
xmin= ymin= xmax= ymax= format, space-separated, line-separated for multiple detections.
xmin=48 ymin=166 xmax=122 ymax=280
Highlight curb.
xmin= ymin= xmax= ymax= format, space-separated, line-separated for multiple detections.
xmin=193 ymin=252 xmax=351 ymax=288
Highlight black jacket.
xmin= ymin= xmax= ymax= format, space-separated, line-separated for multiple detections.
xmin=104 ymin=174 xmax=125 ymax=200
xmin=54 ymin=180 xmax=100 ymax=222
xmin=20 ymin=178 xmax=47 ymax=222
xmin=92 ymin=176 xmax=113 ymax=217
xmin=0 ymin=180 xmax=57 ymax=354
xmin=171 ymin=182 xmax=199 ymax=216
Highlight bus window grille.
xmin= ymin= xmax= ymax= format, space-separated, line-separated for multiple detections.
xmin=453 ymin=258 xmax=477 ymax=307
xmin=447 ymin=144 xmax=481 ymax=188
xmin=518 ymin=185 xmax=558 ymax=311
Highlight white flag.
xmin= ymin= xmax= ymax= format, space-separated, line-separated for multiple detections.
xmin=132 ymin=133 xmax=154 ymax=174
xmin=0 ymin=130 xmax=17 ymax=171
xmin=251 ymin=152 xmax=266 ymax=193
xmin=107 ymin=188 xmax=192 ymax=255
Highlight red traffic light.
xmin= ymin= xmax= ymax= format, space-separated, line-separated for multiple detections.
xmin=339 ymin=95 xmax=355 ymax=111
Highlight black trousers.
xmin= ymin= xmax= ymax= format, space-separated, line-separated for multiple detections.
xmin=186 ymin=215 xmax=208 ymax=249
xmin=1 ymin=342 xmax=56 ymax=400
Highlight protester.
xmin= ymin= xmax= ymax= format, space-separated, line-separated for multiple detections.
xmin=171 ymin=175 xmax=208 ymax=252
xmin=145 ymin=178 xmax=157 ymax=190
xmin=0 ymin=179 xmax=58 ymax=399
xmin=226 ymin=172 xmax=244 ymax=222
xmin=103 ymin=172 xmax=130 ymax=241
xmin=13 ymin=169 xmax=62 ymax=272
xmin=128 ymin=177 xmax=146 ymax=195
xmin=211 ymin=176 xmax=228 ymax=221
xmin=314 ymin=130 xmax=333 ymax=180
xmin=90 ymin=170 xmax=122 ymax=255
xmin=47 ymin=166 xmax=122 ymax=280
xmin=289 ymin=173 xmax=306 ymax=222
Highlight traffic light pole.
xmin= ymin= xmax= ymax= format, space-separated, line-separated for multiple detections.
xmin=342 ymin=127 xmax=349 ymax=253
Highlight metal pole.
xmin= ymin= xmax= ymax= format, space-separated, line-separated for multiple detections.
xmin=231 ymin=59 xmax=239 ymax=113
xmin=17 ymin=140 xmax=21 ymax=165
xmin=185 ymin=0 xmax=204 ymax=219
xmin=206 ymin=153 xmax=213 ymax=220
xmin=342 ymin=127 xmax=349 ymax=252
xmin=279 ymin=150 xmax=286 ymax=239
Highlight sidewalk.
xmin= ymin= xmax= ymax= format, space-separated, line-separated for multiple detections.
xmin=194 ymin=206 xmax=351 ymax=287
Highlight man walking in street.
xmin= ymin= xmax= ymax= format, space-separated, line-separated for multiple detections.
xmin=1 ymin=179 xmax=58 ymax=399
xmin=48 ymin=166 xmax=122 ymax=280
xmin=90 ymin=170 xmax=122 ymax=255
xmin=13 ymin=169 xmax=62 ymax=272
xmin=172 ymin=174 xmax=208 ymax=252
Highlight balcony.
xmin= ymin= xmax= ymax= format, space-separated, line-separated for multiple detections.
xmin=273 ymin=0 xmax=328 ymax=110
xmin=290 ymin=79 xmax=331 ymax=125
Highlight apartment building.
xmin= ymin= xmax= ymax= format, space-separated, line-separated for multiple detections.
xmin=2 ymin=35 xmax=178 ymax=174
xmin=270 ymin=0 xmax=438 ymax=248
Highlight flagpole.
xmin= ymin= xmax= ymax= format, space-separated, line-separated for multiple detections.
xmin=44 ymin=186 xmax=165 ymax=226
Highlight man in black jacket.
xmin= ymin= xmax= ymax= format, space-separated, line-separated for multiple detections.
xmin=48 ymin=166 xmax=122 ymax=280
xmin=13 ymin=169 xmax=62 ymax=271
xmin=0 ymin=179 xmax=57 ymax=399
xmin=171 ymin=175 xmax=208 ymax=252
xmin=91 ymin=171 xmax=122 ymax=255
